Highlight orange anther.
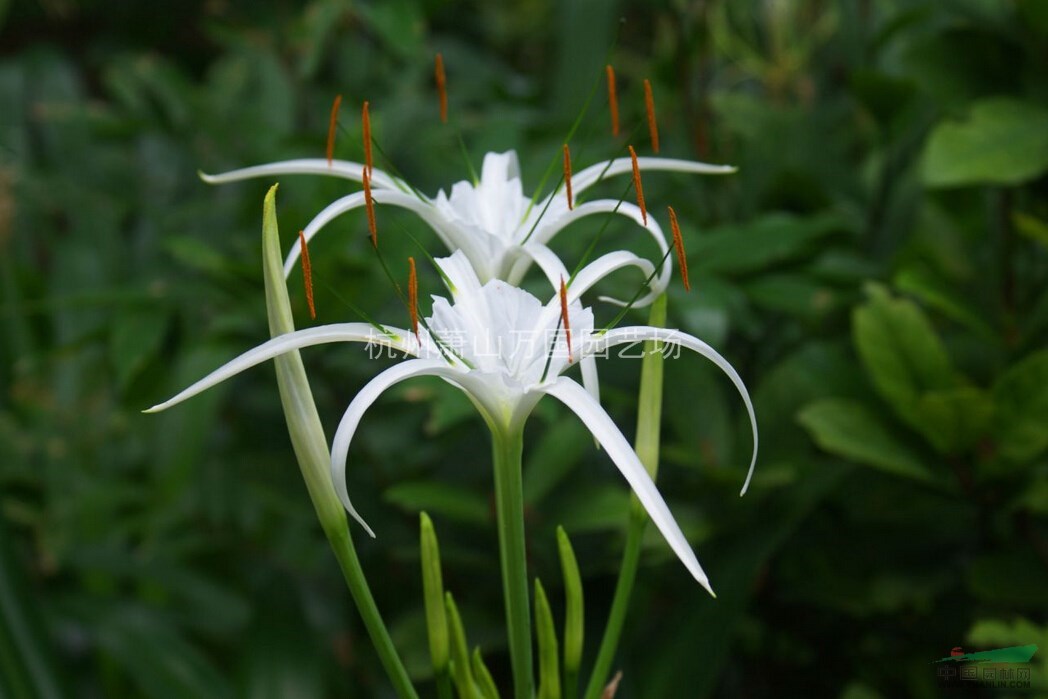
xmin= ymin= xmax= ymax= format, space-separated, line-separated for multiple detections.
xmin=628 ymin=145 xmax=647 ymax=226
xmin=435 ymin=53 xmax=448 ymax=124
xmin=606 ymin=64 xmax=619 ymax=137
xmin=326 ymin=94 xmax=342 ymax=166
xmin=408 ymin=257 xmax=420 ymax=342
xmin=643 ymin=79 xmax=660 ymax=154
xmin=362 ymin=101 xmax=373 ymax=177
xmin=559 ymin=276 xmax=573 ymax=363
xmin=667 ymin=206 xmax=690 ymax=291
xmin=298 ymin=230 xmax=317 ymax=319
xmin=562 ymin=144 xmax=574 ymax=210
xmin=363 ymin=167 xmax=377 ymax=248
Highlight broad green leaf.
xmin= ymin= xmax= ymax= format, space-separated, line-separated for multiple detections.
xmin=913 ymin=386 xmax=993 ymax=454
xmin=993 ymin=349 xmax=1048 ymax=461
xmin=743 ymin=273 xmax=837 ymax=320
xmin=923 ymin=98 xmax=1048 ymax=187
xmin=797 ymin=399 xmax=934 ymax=481
xmin=852 ymin=284 xmax=956 ymax=431
xmin=691 ymin=212 xmax=845 ymax=275
xmin=893 ymin=267 xmax=995 ymax=339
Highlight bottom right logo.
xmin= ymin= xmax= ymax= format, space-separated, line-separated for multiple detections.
xmin=934 ymin=644 xmax=1038 ymax=692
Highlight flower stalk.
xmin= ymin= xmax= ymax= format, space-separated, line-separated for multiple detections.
xmin=260 ymin=185 xmax=417 ymax=699
xmin=492 ymin=427 xmax=534 ymax=699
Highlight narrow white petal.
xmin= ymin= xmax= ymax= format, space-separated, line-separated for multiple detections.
xmin=572 ymin=156 xmax=736 ymax=196
xmin=199 ymin=158 xmax=401 ymax=190
xmin=330 ymin=359 xmax=467 ymax=535
xmin=282 ymin=189 xmax=452 ymax=277
xmin=504 ymin=243 xmax=570 ymax=289
xmin=531 ymin=200 xmax=671 ymax=307
xmin=541 ymin=378 xmax=714 ymax=594
xmin=585 ymin=327 xmax=758 ymax=495
xmin=569 ymin=249 xmax=657 ymax=305
xmin=144 ymin=324 xmax=412 ymax=413
xmin=530 ymin=250 xmax=659 ymax=334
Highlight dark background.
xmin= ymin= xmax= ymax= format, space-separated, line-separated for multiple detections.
xmin=2 ymin=0 xmax=1047 ymax=697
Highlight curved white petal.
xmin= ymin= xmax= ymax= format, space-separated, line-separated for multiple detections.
xmin=531 ymin=250 xmax=659 ymax=334
xmin=200 ymin=158 xmax=402 ymax=190
xmin=144 ymin=323 xmax=414 ymax=413
xmin=585 ymin=327 xmax=758 ymax=495
xmin=570 ymin=249 xmax=658 ymax=305
xmin=571 ymin=156 xmax=736 ymax=196
xmin=540 ymin=378 xmax=714 ymax=594
xmin=331 ymin=359 xmax=470 ymax=535
xmin=532 ymin=200 xmax=671 ymax=307
xmin=503 ymin=243 xmax=570 ymax=289
xmin=283 ymin=189 xmax=454 ymax=277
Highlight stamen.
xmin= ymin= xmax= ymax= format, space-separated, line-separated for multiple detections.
xmin=562 ymin=144 xmax=574 ymax=210
xmin=435 ymin=53 xmax=448 ymax=124
xmin=559 ymin=276 xmax=573 ymax=363
xmin=298 ymin=230 xmax=316 ymax=319
xmin=362 ymin=101 xmax=373 ymax=177
xmin=363 ymin=166 xmax=377 ymax=248
xmin=408 ymin=257 xmax=420 ymax=342
xmin=643 ymin=78 xmax=660 ymax=154
xmin=606 ymin=64 xmax=620 ymax=137
xmin=667 ymin=206 xmax=690 ymax=291
xmin=628 ymin=145 xmax=647 ymax=226
xmin=326 ymin=94 xmax=342 ymax=166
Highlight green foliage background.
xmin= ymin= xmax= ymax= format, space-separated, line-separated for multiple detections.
xmin=2 ymin=0 xmax=1047 ymax=697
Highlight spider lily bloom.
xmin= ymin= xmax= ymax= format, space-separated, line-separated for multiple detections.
xmin=145 ymin=250 xmax=758 ymax=595
xmin=201 ymin=150 xmax=735 ymax=306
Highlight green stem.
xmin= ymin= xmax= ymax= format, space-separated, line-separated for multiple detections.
xmin=583 ymin=294 xmax=666 ymax=699
xmin=492 ymin=428 xmax=533 ymax=699
xmin=325 ymin=527 xmax=420 ymax=699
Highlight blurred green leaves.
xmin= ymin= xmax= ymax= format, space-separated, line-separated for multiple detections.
xmin=923 ymin=99 xmax=1048 ymax=187
xmin=2 ymin=1 xmax=1047 ymax=697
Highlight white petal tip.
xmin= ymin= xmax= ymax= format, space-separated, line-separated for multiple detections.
xmin=198 ymin=170 xmax=218 ymax=183
xmin=142 ymin=404 xmax=163 ymax=414
xmin=707 ymin=586 xmax=717 ymax=599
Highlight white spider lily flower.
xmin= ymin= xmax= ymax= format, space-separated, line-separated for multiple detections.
xmin=202 ymin=150 xmax=735 ymax=306
xmin=145 ymin=250 xmax=757 ymax=595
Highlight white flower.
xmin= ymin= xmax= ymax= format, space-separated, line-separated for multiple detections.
xmin=202 ymin=150 xmax=735 ymax=306
xmin=146 ymin=251 xmax=757 ymax=595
